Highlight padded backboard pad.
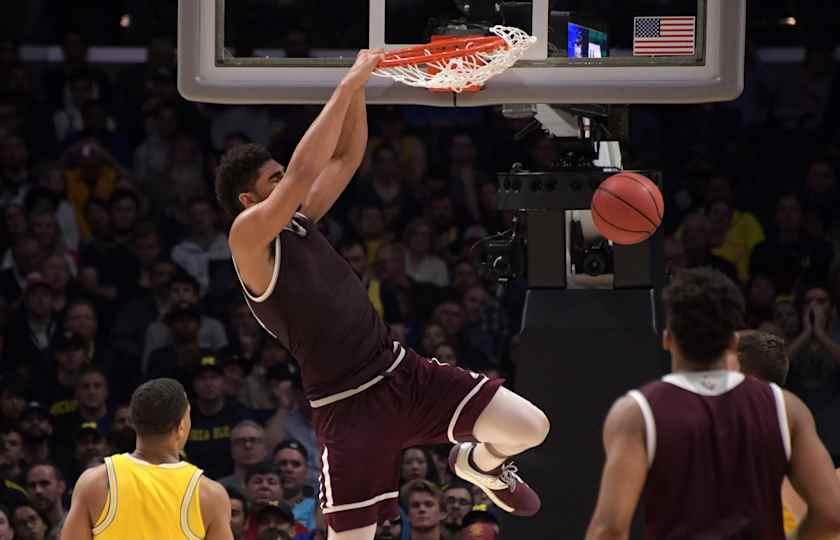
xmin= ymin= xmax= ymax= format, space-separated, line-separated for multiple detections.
xmin=178 ymin=0 xmax=745 ymax=105
xmin=502 ymin=288 xmax=665 ymax=538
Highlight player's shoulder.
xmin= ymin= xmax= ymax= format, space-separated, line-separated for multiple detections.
xmin=73 ymin=463 xmax=109 ymax=503
xmin=198 ymin=476 xmax=231 ymax=529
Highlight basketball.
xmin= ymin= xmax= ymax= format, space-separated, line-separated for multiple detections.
xmin=591 ymin=172 xmax=664 ymax=245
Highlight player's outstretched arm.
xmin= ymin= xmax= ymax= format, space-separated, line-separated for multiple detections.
xmin=200 ymin=477 xmax=234 ymax=540
xmin=60 ymin=465 xmax=107 ymax=540
xmin=301 ymin=85 xmax=369 ymax=222
xmin=229 ymin=50 xmax=381 ymax=251
xmin=585 ymin=396 xmax=648 ymax=540
xmin=784 ymin=391 xmax=840 ymax=540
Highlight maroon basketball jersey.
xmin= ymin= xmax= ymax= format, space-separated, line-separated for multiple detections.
xmin=630 ymin=371 xmax=789 ymax=539
xmin=233 ymin=214 xmax=393 ymax=401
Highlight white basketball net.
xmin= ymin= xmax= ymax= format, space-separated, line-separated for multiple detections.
xmin=372 ymin=26 xmax=537 ymax=93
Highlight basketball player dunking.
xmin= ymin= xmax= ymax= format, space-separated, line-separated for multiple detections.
xmin=586 ymin=268 xmax=840 ymax=540
xmin=61 ymin=378 xmax=233 ymax=539
xmin=216 ymin=50 xmax=549 ymax=539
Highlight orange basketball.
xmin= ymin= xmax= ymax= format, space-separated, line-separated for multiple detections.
xmin=591 ymin=172 xmax=664 ymax=245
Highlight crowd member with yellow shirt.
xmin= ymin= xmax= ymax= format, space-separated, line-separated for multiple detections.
xmin=728 ymin=330 xmax=840 ymax=536
xmin=703 ymin=175 xmax=765 ymax=283
xmin=60 ymin=378 xmax=232 ymax=539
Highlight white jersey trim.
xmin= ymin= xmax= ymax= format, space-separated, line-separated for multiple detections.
xmin=770 ymin=383 xmax=792 ymax=461
xmin=321 ymin=491 xmax=400 ymax=514
xmin=231 ymin=235 xmax=281 ymax=304
xmin=92 ymin=456 xmax=119 ymax=536
xmin=662 ymin=370 xmax=745 ymax=396
xmin=180 ymin=469 xmax=204 ymax=540
xmin=628 ymin=390 xmax=657 ymax=468
xmin=448 ymin=376 xmax=490 ymax=444
xmin=309 ymin=343 xmax=406 ymax=408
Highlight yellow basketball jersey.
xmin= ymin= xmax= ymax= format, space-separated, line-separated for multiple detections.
xmin=93 ymin=453 xmax=205 ymax=540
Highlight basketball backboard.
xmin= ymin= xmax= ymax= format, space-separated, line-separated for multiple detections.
xmin=178 ymin=0 xmax=745 ymax=106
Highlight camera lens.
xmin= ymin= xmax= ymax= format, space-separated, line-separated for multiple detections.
xmin=582 ymin=253 xmax=606 ymax=276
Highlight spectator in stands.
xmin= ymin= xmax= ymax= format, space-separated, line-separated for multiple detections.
xmin=41 ymin=331 xmax=87 ymax=417
xmin=339 ymin=238 xmax=385 ymax=320
xmin=171 ymin=197 xmax=230 ymax=297
xmin=0 ymin=235 xmax=45 ymax=304
xmin=62 ymin=298 xmax=126 ymax=393
xmin=377 ymin=242 xmax=438 ymax=324
xmin=224 ymin=300 xmax=263 ymax=364
xmin=774 ymin=299 xmax=801 ymax=342
xmin=223 ymin=354 xmax=249 ymax=401
xmin=442 ymin=480 xmax=474 ymax=537
xmin=433 ymin=344 xmax=458 ymax=367
xmin=1 ymin=428 xmax=24 ymax=485
xmin=63 ymin=140 xmax=120 ymax=240
xmin=751 ymin=193 xmax=834 ymax=294
xmin=30 ymin=162 xmax=80 ymax=252
xmin=185 ymin=353 xmax=247 ymax=479
xmin=133 ymin=100 xmax=178 ymax=182
xmin=702 ymin=174 xmax=764 ymax=283
xmin=679 ymin=212 xmax=740 ymax=284
xmin=401 ymin=479 xmax=445 ymax=540
xmin=446 ymin=133 xmax=486 ymax=224
xmin=457 ymin=511 xmax=500 ymax=540
xmin=359 ymin=145 xmax=413 ymax=231
xmin=220 ymin=420 xmax=268 ymax=492
xmin=0 ymin=135 xmax=30 ymax=207
xmin=107 ymin=403 xmax=134 ymax=454
xmin=263 ymin=365 xmax=318 ymax=489
xmin=3 ymin=273 xmax=56 ymax=378
xmin=428 ymin=193 xmax=464 ymax=265
xmin=361 ymin=107 xmax=427 ymax=184
xmin=374 ymin=514 xmax=403 ymax=540
xmin=11 ymin=503 xmax=48 ymax=540
xmin=52 ymin=70 xmax=98 ymax=145
xmin=146 ymin=306 xmax=205 ymax=386
xmin=1 ymin=204 xmax=28 ymax=254
xmin=400 ymin=447 xmax=438 ymax=485
xmin=0 ymin=505 xmax=13 ymax=540
xmin=239 ymin=339 xmax=291 ymax=410
xmin=111 ymin=258 xmax=175 ymax=361
xmin=228 ymin=486 xmax=248 ymax=540
xmin=41 ymin=254 xmax=77 ymax=317
xmin=461 ymin=284 xmax=510 ymax=368
xmin=19 ymin=403 xmax=53 ymax=465
xmin=142 ymin=270 xmax=227 ymax=368
xmin=273 ymin=439 xmax=316 ymax=531
xmin=27 ymin=203 xmax=76 ymax=277
xmin=745 ymin=273 xmax=777 ymax=329
xmin=419 ymin=322 xmax=446 ymax=358
xmin=0 ymin=387 xmax=25 ymax=432
xmin=66 ymin=422 xmax=109 ymax=486
xmin=54 ymin=367 xmax=110 ymax=449
xmin=786 ymin=284 xmax=840 ymax=465
xmin=43 ymin=32 xmax=110 ymax=112
xmin=404 ymin=218 xmax=449 ymax=288
xmin=253 ymin=503 xmax=297 ymax=539
xmin=25 ymin=463 xmax=66 ymax=531
xmin=351 ymin=202 xmax=389 ymax=265
xmin=244 ymin=463 xmax=304 ymax=540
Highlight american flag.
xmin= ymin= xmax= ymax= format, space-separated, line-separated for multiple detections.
xmin=633 ymin=16 xmax=696 ymax=56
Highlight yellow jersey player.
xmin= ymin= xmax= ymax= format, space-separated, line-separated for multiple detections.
xmin=61 ymin=378 xmax=233 ymax=539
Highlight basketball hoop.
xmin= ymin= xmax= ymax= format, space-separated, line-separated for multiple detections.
xmin=372 ymin=26 xmax=537 ymax=93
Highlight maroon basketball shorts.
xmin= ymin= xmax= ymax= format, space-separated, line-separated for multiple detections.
xmin=310 ymin=342 xmax=503 ymax=532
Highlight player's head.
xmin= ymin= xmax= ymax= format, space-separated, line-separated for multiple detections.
xmin=215 ymin=143 xmax=279 ymax=217
xmin=728 ymin=330 xmax=789 ymax=385
xmin=661 ymin=267 xmax=745 ymax=366
xmin=129 ymin=378 xmax=190 ymax=450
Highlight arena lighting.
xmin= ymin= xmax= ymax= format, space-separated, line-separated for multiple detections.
xmin=780 ymin=17 xmax=796 ymax=26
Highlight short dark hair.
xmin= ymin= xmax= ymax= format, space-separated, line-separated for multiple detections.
xmin=400 ymin=479 xmax=443 ymax=509
xmin=245 ymin=462 xmax=281 ymax=484
xmin=215 ymin=143 xmax=273 ymax=217
xmin=662 ymin=267 xmax=745 ymax=365
xmin=273 ymin=438 xmax=308 ymax=462
xmin=737 ymin=330 xmax=789 ymax=385
xmin=226 ymin=486 xmax=247 ymax=508
xmin=129 ymin=379 xmax=188 ymax=436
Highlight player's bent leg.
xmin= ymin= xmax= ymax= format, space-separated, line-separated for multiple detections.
xmin=327 ymin=523 xmax=376 ymax=540
xmin=449 ymin=386 xmax=549 ymax=517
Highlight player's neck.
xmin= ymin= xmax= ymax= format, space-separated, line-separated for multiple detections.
xmin=670 ymin=354 xmax=727 ymax=373
xmin=133 ymin=441 xmax=182 ymax=465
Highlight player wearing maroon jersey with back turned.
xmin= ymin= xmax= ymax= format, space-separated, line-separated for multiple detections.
xmin=586 ymin=268 xmax=840 ymax=540
xmin=215 ymin=50 xmax=549 ymax=540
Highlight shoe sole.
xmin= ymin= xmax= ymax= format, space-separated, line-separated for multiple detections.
xmin=450 ymin=443 xmax=535 ymax=516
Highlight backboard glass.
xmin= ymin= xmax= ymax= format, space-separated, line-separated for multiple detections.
xmin=178 ymin=0 xmax=744 ymax=106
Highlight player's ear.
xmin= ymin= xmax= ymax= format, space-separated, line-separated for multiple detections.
xmin=238 ymin=192 xmax=256 ymax=209
xmin=661 ymin=327 xmax=672 ymax=352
